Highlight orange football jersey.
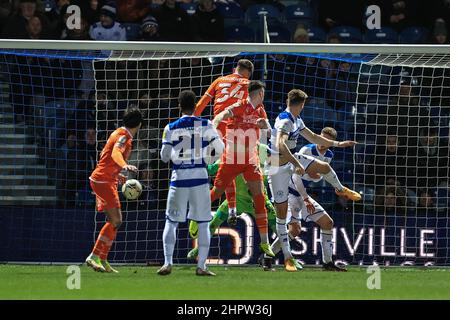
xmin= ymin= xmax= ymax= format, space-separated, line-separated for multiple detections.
xmin=90 ymin=127 xmax=133 ymax=183
xmin=223 ymin=99 xmax=267 ymax=165
xmin=194 ymin=73 xmax=250 ymax=117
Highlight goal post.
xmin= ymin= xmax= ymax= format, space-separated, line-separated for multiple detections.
xmin=0 ymin=40 xmax=449 ymax=266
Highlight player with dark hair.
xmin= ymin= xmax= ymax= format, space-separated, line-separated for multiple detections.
xmin=193 ymin=59 xmax=254 ymax=226
xmin=158 ymin=90 xmax=224 ymax=276
xmin=86 ymin=107 xmax=143 ymax=273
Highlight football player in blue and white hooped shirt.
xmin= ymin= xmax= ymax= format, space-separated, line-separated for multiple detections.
xmin=159 ymin=90 xmax=224 ymax=276
xmin=267 ymin=89 xmax=359 ymax=272
xmin=267 ymin=127 xmax=358 ymax=272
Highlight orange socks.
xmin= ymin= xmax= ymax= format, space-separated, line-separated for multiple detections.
xmin=253 ymin=193 xmax=268 ymax=242
xmin=92 ymin=222 xmax=117 ymax=260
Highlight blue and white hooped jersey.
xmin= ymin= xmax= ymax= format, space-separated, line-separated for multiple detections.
xmin=298 ymin=143 xmax=333 ymax=183
xmin=269 ymin=109 xmax=306 ymax=155
xmin=89 ymin=21 xmax=127 ymax=41
xmin=162 ymin=116 xmax=220 ymax=188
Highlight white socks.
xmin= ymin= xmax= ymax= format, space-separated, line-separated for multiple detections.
xmin=162 ymin=219 xmax=178 ymax=266
xmin=275 ymin=217 xmax=292 ymax=259
xmin=321 ymin=229 xmax=333 ymax=264
xmin=322 ymin=167 xmax=344 ymax=191
xmin=197 ymin=221 xmax=211 ymax=270
xmin=269 ymin=237 xmax=281 ymax=257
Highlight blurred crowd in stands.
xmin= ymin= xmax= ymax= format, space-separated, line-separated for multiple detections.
xmin=0 ymin=0 xmax=449 ymax=43
xmin=0 ymin=0 xmax=449 ymax=215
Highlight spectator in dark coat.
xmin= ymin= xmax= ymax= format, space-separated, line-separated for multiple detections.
xmin=155 ymin=0 xmax=192 ymax=41
xmin=2 ymin=0 xmax=39 ymax=38
xmin=370 ymin=0 xmax=422 ymax=31
xmin=140 ymin=14 xmax=160 ymax=41
xmin=318 ymin=0 xmax=365 ymax=30
xmin=415 ymin=127 xmax=450 ymax=188
xmin=431 ymin=18 xmax=448 ymax=44
xmin=0 ymin=0 xmax=13 ymax=32
xmin=116 ymin=0 xmax=152 ymax=23
xmin=191 ymin=0 xmax=224 ymax=42
xmin=25 ymin=15 xmax=46 ymax=39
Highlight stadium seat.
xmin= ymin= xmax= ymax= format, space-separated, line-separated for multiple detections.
xmin=307 ymin=26 xmax=327 ymax=43
xmin=180 ymin=3 xmax=197 ymax=15
xmin=266 ymin=25 xmax=291 ymax=43
xmin=122 ymin=23 xmax=141 ymax=41
xmin=217 ymin=2 xmax=244 ymax=27
xmin=216 ymin=2 xmax=244 ymax=19
xmin=329 ymin=26 xmax=363 ymax=43
xmin=224 ymin=25 xmax=255 ymax=42
xmin=364 ymin=27 xmax=398 ymax=44
xmin=245 ymin=4 xmax=281 ymax=23
xmin=283 ymin=4 xmax=313 ymax=30
xmin=399 ymin=26 xmax=430 ymax=44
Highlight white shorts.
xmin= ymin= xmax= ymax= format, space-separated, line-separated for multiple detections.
xmin=267 ymin=162 xmax=294 ymax=204
xmin=295 ymin=153 xmax=316 ymax=172
xmin=165 ymin=184 xmax=212 ymax=223
xmin=287 ymin=190 xmax=326 ymax=223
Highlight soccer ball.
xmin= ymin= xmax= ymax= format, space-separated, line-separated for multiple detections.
xmin=122 ymin=179 xmax=142 ymax=200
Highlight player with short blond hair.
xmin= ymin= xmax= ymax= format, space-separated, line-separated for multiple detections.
xmin=263 ymin=127 xmax=352 ymax=272
xmin=268 ymin=89 xmax=359 ymax=271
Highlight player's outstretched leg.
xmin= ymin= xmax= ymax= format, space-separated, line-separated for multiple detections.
xmin=196 ymin=221 xmax=216 ymax=276
xmin=306 ymin=161 xmax=361 ymax=201
xmin=335 ymin=186 xmax=361 ymax=202
xmin=158 ymin=219 xmax=178 ymax=275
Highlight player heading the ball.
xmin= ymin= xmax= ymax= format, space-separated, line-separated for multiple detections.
xmin=211 ymin=80 xmax=275 ymax=258
xmin=194 ymin=59 xmax=254 ymax=226
xmin=159 ymin=90 xmax=225 ymax=276
xmin=86 ymin=107 xmax=143 ymax=273
xmin=268 ymin=89 xmax=359 ymax=272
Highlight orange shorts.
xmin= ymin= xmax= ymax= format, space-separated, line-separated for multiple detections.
xmin=89 ymin=180 xmax=121 ymax=212
xmin=214 ymin=162 xmax=263 ymax=190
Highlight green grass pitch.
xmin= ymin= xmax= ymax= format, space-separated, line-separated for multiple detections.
xmin=1 ymin=264 xmax=450 ymax=299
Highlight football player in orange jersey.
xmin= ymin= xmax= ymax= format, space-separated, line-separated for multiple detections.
xmin=210 ymin=80 xmax=275 ymax=258
xmin=193 ymin=59 xmax=254 ymax=226
xmin=85 ymin=107 xmax=143 ymax=273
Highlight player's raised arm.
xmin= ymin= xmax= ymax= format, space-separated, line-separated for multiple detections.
xmin=205 ymin=120 xmax=225 ymax=163
xmin=112 ymin=143 xmax=137 ymax=172
xmin=212 ymin=107 xmax=233 ymax=129
xmin=111 ymin=109 xmax=141 ymax=173
xmin=300 ymin=127 xmax=357 ymax=148
xmin=291 ymin=173 xmax=315 ymax=214
xmin=193 ymin=79 xmax=218 ymax=116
